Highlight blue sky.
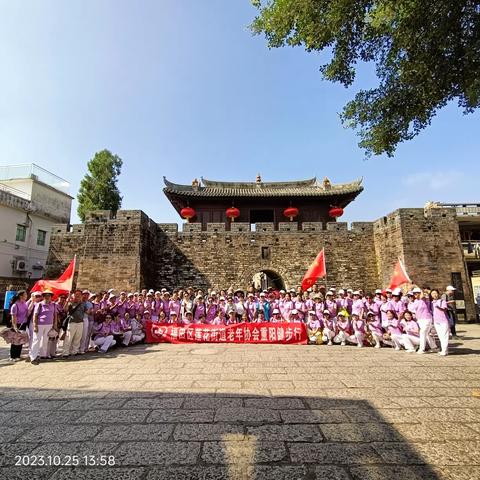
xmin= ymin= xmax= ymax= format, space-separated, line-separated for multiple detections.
xmin=0 ymin=0 xmax=477 ymax=225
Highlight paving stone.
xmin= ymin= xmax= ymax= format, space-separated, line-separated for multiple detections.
xmin=280 ymin=409 xmax=350 ymax=424
xmin=59 ymin=398 xmax=128 ymax=410
xmin=289 ymin=442 xmax=382 ymax=464
xmin=0 ymin=426 xmax=27 ymax=443
xmin=174 ymin=423 xmax=244 ymax=441
xmin=394 ymin=423 xmax=480 ymax=441
xmin=201 ymin=441 xmax=287 ymax=464
xmin=244 ymin=397 xmax=305 ymax=409
xmin=314 ymin=466 xmax=351 ymax=480
xmin=121 ymin=397 xmax=184 ymax=409
xmin=114 ymin=441 xmax=200 ymax=466
xmin=254 ymin=465 xmax=309 ymax=479
xmin=50 ymin=467 xmax=145 ymax=479
xmin=0 ymin=443 xmax=41 ymax=466
xmin=29 ymin=442 xmax=118 ymax=459
xmin=247 ymin=424 xmax=323 ymax=442
xmin=2 ymin=399 xmax=68 ymax=411
xmin=0 ymin=410 xmax=84 ymax=426
xmin=433 ymin=466 xmax=480 ymax=480
xmin=182 ymin=397 xmax=243 ymax=409
xmin=0 ymin=467 xmax=57 ymax=479
xmin=75 ymin=409 xmax=149 ymax=424
xmin=319 ymin=423 xmax=402 ymax=442
xmin=18 ymin=425 xmax=101 ymax=442
xmin=147 ymin=409 xmax=214 ymax=423
xmin=146 ymin=466 xmax=231 ymax=480
xmin=349 ymin=465 xmax=439 ymax=480
xmin=214 ymin=407 xmax=280 ymax=424
xmin=95 ymin=424 xmax=174 ymax=441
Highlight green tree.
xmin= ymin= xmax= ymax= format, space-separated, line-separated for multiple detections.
xmin=77 ymin=149 xmax=123 ymax=222
xmin=251 ymin=0 xmax=480 ymax=157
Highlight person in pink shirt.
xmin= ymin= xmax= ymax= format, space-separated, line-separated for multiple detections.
xmin=386 ymin=310 xmax=404 ymax=350
xmin=245 ymin=293 xmax=257 ymax=322
xmin=306 ymin=311 xmax=322 ymax=344
xmin=325 ymin=291 xmax=338 ymax=319
xmin=431 ymin=289 xmax=450 ymax=356
xmin=410 ymin=287 xmax=437 ymax=354
xmin=351 ymin=292 xmax=365 ymax=318
xmin=400 ymin=310 xmax=420 ymax=353
xmin=288 ymin=309 xmax=302 ymax=323
xmin=333 ymin=313 xmax=352 ymax=346
xmin=366 ymin=312 xmax=384 ymax=348
xmin=225 ymin=309 xmax=237 ymax=325
xmin=293 ymin=293 xmax=305 ymax=321
xmin=93 ymin=314 xmax=116 ymax=353
xmin=182 ymin=311 xmax=193 ymax=325
xmin=205 ymin=297 xmax=218 ymax=324
xmin=379 ymin=294 xmax=394 ymax=328
xmin=151 ymin=292 xmax=163 ymax=321
xmin=391 ymin=289 xmax=407 ymax=319
xmin=322 ymin=310 xmax=335 ymax=345
xmin=350 ymin=314 xmax=366 ymax=347
xmin=365 ymin=294 xmax=380 ymax=321
xmin=280 ymin=292 xmax=294 ymax=321
xmin=270 ymin=308 xmax=283 ymax=323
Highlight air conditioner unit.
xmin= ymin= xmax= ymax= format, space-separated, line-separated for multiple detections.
xmin=15 ymin=260 xmax=27 ymax=271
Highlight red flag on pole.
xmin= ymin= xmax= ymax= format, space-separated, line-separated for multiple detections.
xmin=388 ymin=258 xmax=411 ymax=290
xmin=31 ymin=255 xmax=76 ymax=299
xmin=301 ymin=248 xmax=326 ymax=291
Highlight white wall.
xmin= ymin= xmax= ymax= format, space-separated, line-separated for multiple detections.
xmin=0 ymin=204 xmax=55 ymax=279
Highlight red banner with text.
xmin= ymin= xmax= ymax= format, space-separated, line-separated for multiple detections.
xmin=145 ymin=321 xmax=307 ymax=345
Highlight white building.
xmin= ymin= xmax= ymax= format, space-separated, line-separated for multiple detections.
xmin=0 ymin=164 xmax=72 ymax=279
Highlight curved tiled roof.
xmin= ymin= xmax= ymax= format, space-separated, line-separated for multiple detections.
xmin=163 ymin=176 xmax=363 ymax=198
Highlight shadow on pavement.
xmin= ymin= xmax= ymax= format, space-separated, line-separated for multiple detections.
xmin=0 ymin=385 xmax=454 ymax=480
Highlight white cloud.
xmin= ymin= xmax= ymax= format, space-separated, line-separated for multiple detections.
xmin=403 ymin=171 xmax=464 ymax=190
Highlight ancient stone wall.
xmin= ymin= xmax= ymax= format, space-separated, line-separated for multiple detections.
xmin=46 ymin=207 xmax=476 ymax=320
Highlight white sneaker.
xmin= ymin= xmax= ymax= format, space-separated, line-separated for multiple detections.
xmin=375 ymin=344 xmax=381 ymax=349
xmin=327 ymin=341 xmax=333 ymax=346
xmin=8 ymin=358 xmax=15 ymax=362
xmin=429 ymin=348 xmax=439 ymax=353
xmin=438 ymin=351 xmax=448 ymax=356
xmin=417 ymin=350 xmax=425 ymax=354
xmin=395 ymin=346 xmax=401 ymax=351
xmin=341 ymin=341 xmax=346 ymax=346
xmin=406 ymin=349 xmax=416 ymax=353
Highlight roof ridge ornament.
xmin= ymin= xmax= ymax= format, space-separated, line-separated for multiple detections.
xmin=323 ymin=177 xmax=331 ymax=190
xmin=256 ymin=173 xmax=262 ymax=183
xmin=192 ymin=178 xmax=199 ymax=191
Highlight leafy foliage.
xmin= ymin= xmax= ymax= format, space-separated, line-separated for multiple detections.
xmin=251 ymin=0 xmax=480 ymax=156
xmin=77 ymin=149 xmax=123 ymax=222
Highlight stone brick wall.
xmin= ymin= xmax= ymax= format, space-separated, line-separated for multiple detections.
xmin=46 ymin=207 xmax=476 ymax=320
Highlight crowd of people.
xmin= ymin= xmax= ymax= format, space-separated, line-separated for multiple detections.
xmin=2 ymin=283 xmax=458 ymax=364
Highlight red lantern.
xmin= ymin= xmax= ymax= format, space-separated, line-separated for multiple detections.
xmin=226 ymin=207 xmax=240 ymax=222
xmin=329 ymin=206 xmax=344 ymax=218
xmin=180 ymin=207 xmax=196 ymax=222
xmin=283 ymin=206 xmax=299 ymax=221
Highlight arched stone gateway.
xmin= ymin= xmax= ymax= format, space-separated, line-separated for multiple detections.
xmin=252 ymin=269 xmax=285 ymax=291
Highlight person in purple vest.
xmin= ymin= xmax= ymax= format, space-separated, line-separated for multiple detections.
xmin=30 ymin=289 xmax=57 ymax=364
xmin=8 ymin=290 xmax=31 ymax=361
xmin=410 ymin=287 xmax=438 ymax=354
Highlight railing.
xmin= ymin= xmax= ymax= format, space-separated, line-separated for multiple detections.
xmin=441 ymin=203 xmax=480 ymax=216
xmin=0 ymin=181 xmax=31 ymax=200
xmin=463 ymin=241 xmax=480 ymax=259
xmin=0 ymin=164 xmax=70 ymax=194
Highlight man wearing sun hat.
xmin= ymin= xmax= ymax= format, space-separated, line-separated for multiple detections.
xmin=29 ymin=289 xmax=57 ymax=364
xmin=62 ymin=289 xmax=87 ymax=358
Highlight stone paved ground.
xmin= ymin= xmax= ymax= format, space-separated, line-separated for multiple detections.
xmin=0 ymin=325 xmax=479 ymax=480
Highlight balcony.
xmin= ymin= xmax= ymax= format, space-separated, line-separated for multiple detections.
xmin=440 ymin=203 xmax=480 ymax=217
xmin=463 ymin=241 xmax=480 ymax=260
xmin=0 ymin=164 xmax=70 ymax=195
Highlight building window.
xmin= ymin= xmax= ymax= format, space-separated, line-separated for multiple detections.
xmin=37 ymin=229 xmax=47 ymax=246
xmin=16 ymin=225 xmax=27 ymax=242
xmin=261 ymin=246 xmax=271 ymax=260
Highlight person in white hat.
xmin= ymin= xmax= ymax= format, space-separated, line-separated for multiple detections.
xmin=306 ymin=311 xmax=322 ymax=344
xmin=366 ymin=312 xmax=384 ymax=348
xmin=289 ymin=309 xmax=301 ymax=323
xmin=280 ymin=292 xmax=294 ymax=321
xmin=333 ymin=312 xmax=352 ymax=346
xmin=431 ymin=289 xmax=451 ymax=356
xmin=391 ymin=288 xmax=406 ymax=319
xmin=325 ymin=291 xmax=338 ymax=319
xmin=30 ymin=289 xmax=58 ymax=364
xmin=380 ymin=292 xmax=394 ymax=329
xmin=321 ymin=310 xmax=335 ymax=345
xmin=410 ymin=287 xmax=437 ymax=354
xmin=270 ymin=308 xmax=282 ymax=323
xmin=443 ymin=286 xmax=458 ymax=337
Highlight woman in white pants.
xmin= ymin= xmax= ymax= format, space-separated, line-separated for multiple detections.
xmin=333 ymin=313 xmax=352 ymax=346
xmin=350 ymin=314 xmax=366 ymax=347
xmin=321 ymin=311 xmax=335 ymax=345
xmin=93 ymin=315 xmax=116 ymax=353
xmin=401 ymin=311 xmax=420 ymax=352
xmin=29 ymin=290 xmax=57 ymax=364
xmin=411 ymin=288 xmax=437 ymax=354
xmin=386 ymin=310 xmax=404 ymax=350
xmin=366 ymin=312 xmax=384 ymax=348
xmin=431 ymin=289 xmax=450 ymax=356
